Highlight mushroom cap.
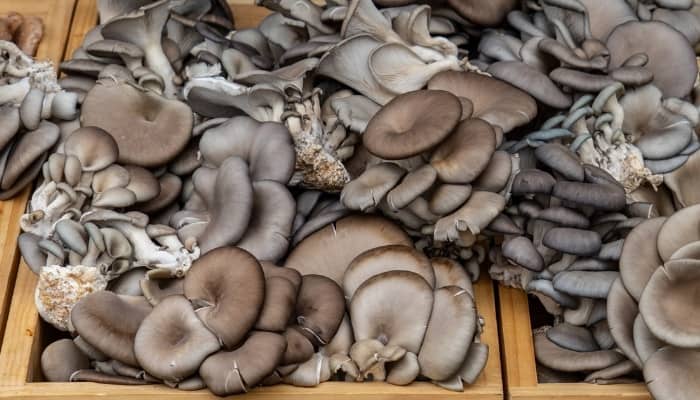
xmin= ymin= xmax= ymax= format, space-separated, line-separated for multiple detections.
xmin=511 ymin=169 xmax=556 ymax=195
xmin=487 ymin=61 xmax=572 ymax=109
xmin=619 ymin=217 xmax=666 ymax=301
xmin=134 ymin=295 xmax=220 ymax=382
xmin=447 ymin=0 xmax=517 ymax=26
xmin=534 ymin=328 xmax=626 ymax=372
xmin=430 ymin=118 xmax=497 ymax=184
xmin=295 ymin=274 xmax=345 ymax=346
xmin=255 ymin=276 xmax=298 ymax=332
xmin=199 ymin=331 xmax=287 ymax=396
xmin=607 ymin=278 xmax=642 ymax=368
xmin=434 ymin=190 xmax=506 ymax=241
xmin=282 ymin=326 xmax=315 ymax=365
xmin=198 ymin=116 xmax=295 ymax=183
xmin=81 ymin=82 xmax=193 ymax=167
xmin=386 ymin=164 xmax=437 ymax=211
xmin=431 ymin=257 xmax=473 ymax=292
xmin=473 ymin=150 xmax=512 ymax=192
xmin=534 ymin=143 xmax=584 ymax=182
xmin=634 ymin=314 xmax=665 ymax=364
xmin=644 ymin=347 xmax=700 ymax=400
xmin=123 ymin=165 xmax=160 ymax=203
xmin=656 ymin=204 xmax=700 ymax=261
xmin=70 ymin=291 xmax=152 ymax=366
xmin=341 ymin=162 xmax=406 ymax=211
xmin=537 ymin=207 xmax=590 ymax=229
xmin=363 ymin=90 xmax=462 ymax=160
xmin=418 ymin=286 xmax=476 ymax=381
xmin=184 ymin=247 xmax=265 ymax=349
xmin=63 ymin=126 xmax=119 ymax=172
xmin=342 ymin=244 xmax=434 ymax=300
xmin=552 ymin=181 xmax=626 ymax=212
xmin=1 ymin=121 xmax=59 ymax=190
xmin=553 ymin=270 xmax=618 ymax=299
xmin=546 ymin=323 xmax=599 ymax=352
xmin=639 ymin=258 xmax=700 ymax=348
xmin=284 ymin=215 xmax=411 ymax=285
xmin=580 ymin=0 xmax=636 ymax=41
xmin=41 ymin=338 xmax=91 ymax=382
xmin=428 ymin=183 xmax=472 ymax=215
xmin=543 ymin=227 xmax=602 ymax=256
xmin=140 ymin=277 xmax=184 ymax=306
xmin=607 ymin=21 xmax=697 ymax=98
xmin=502 ymin=236 xmax=545 ymax=272
xmin=427 ymin=71 xmax=537 ymax=134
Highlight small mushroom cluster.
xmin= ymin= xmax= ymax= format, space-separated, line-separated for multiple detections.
xmin=0 ymin=11 xmax=43 ymax=56
xmin=41 ymin=216 xmax=488 ymax=394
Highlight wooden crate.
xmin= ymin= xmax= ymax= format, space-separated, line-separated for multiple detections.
xmin=0 ymin=0 xmax=76 ymax=348
xmin=0 ymin=1 xmax=503 ymax=398
xmin=498 ymin=286 xmax=651 ymax=400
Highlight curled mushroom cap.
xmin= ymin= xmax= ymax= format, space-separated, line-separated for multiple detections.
xmin=430 ymin=118 xmax=497 ymax=184
xmin=134 ymin=295 xmax=220 ymax=382
xmin=295 ymin=274 xmax=345 ymax=346
xmin=71 ymin=291 xmax=151 ymax=366
xmin=41 ymin=339 xmax=91 ymax=382
xmin=363 ymin=90 xmax=462 ymax=160
xmin=643 ymin=346 xmax=700 ymax=400
xmin=81 ymin=82 xmax=192 ymax=167
xmin=343 ymin=244 xmax=434 ymax=300
xmin=350 ymin=270 xmax=433 ymax=354
xmin=200 ymin=331 xmax=287 ymax=396
xmin=63 ymin=126 xmax=119 ymax=172
xmin=284 ymin=215 xmax=411 ymax=284
xmin=427 ymin=71 xmax=537 ymax=134
xmin=639 ymin=258 xmax=700 ymax=348
xmin=184 ymin=247 xmax=265 ymax=349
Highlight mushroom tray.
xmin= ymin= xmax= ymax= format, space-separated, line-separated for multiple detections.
xmin=0 ymin=0 xmax=699 ymax=399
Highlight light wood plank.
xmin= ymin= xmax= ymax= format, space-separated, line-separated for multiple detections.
xmin=0 ymin=0 xmax=76 ymax=353
xmin=63 ymin=0 xmax=97 ymax=59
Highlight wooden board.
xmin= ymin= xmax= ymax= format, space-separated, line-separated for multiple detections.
xmin=498 ymin=285 xmax=651 ymax=400
xmin=0 ymin=0 xmax=76 ymax=351
xmin=0 ymin=1 xmax=503 ymax=398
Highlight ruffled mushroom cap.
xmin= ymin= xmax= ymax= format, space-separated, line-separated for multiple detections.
xmin=184 ymin=247 xmax=265 ymax=348
xmin=71 ymin=291 xmax=152 ymax=366
xmin=607 ymin=21 xmax=698 ymax=98
xmin=644 ymin=347 xmax=700 ymax=400
xmin=434 ymin=190 xmax=506 ymax=241
xmin=363 ymin=90 xmax=462 ymax=160
xmin=284 ymin=215 xmax=411 ymax=284
xmin=430 ymin=118 xmax=497 ymax=184
xmin=81 ymin=82 xmax=192 ymax=167
xmin=619 ymin=217 xmax=666 ymax=301
xmin=200 ymin=331 xmax=287 ymax=396
xmin=134 ymin=295 xmax=220 ymax=382
xmin=123 ymin=165 xmax=159 ymax=203
xmin=639 ymin=258 xmax=700 ymax=348
xmin=41 ymin=338 xmax=91 ymax=382
xmin=342 ymin=244 xmax=434 ymax=299
xmin=295 ymin=274 xmax=345 ymax=346
xmin=427 ymin=71 xmax=537 ymax=134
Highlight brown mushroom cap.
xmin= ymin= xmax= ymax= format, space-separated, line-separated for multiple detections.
xmin=295 ymin=274 xmax=345 ymax=346
xmin=657 ymin=204 xmax=700 ymax=261
xmin=200 ymin=331 xmax=287 ymax=396
xmin=70 ymin=292 xmax=152 ymax=366
xmin=428 ymin=184 xmax=472 ymax=215
xmin=607 ymin=278 xmax=642 ymax=368
xmin=255 ymin=276 xmax=298 ymax=332
xmin=284 ymin=215 xmax=411 ymax=284
xmin=447 ymin=0 xmax=517 ymax=26
xmin=342 ymin=244 xmax=435 ymax=300
xmin=41 ymin=338 xmax=91 ymax=382
xmin=363 ymin=90 xmax=462 ymax=160
xmin=134 ymin=295 xmax=221 ymax=382
xmin=63 ymin=126 xmax=119 ymax=172
xmin=184 ymin=247 xmax=265 ymax=349
xmin=431 ymin=257 xmax=473 ymax=293
xmin=427 ymin=71 xmax=537 ymax=134
xmin=430 ymin=118 xmax=497 ymax=184
xmin=81 ymin=82 xmax=193 ymax=167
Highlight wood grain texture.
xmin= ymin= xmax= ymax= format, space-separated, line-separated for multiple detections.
xmin=0 ymin=0 xmax=75 ymax=354
xmin=498 ymin=286 xmax=651 ymax=399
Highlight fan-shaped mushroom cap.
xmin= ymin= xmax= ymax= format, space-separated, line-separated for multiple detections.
xmin=607 ymin=21 xmax=697 ymax=98
xmin=63 ymin=126 xmax=118 ymax=172
xmin=534 ymin=328 xmax=627 ymax=372
xmin=134 ymin=295 xmax=220 ymax=382
xmin=580 ymin=0 xmax=636 ymax=41
xmin=546 ymin=323 xmax=599 ymax=352
xmin=447 ymin=0 xmax=517 ymax=26
xmin=363 ymin=90 xmax=462 ymax=160
xmin=474 ymin=150 xmax=512 ymax=192
xmin=431 ymin=258 xmax=473 ymax=293
xmin=427 ymin=71 xmax=537 ymax=134
xmin=488 ymin=61 xmax=572 ymax=109
xmin=502 ymin=236 xmax=545 ymax=272
xmin=657 ymin=204 xmax=700 ymax=261
xmin=418 ymin=286 xmax=476 ymax=381
xmin=639 ymin=258 xmax=700 ymax=348
xmin=343 ymin=245 xmax=434 ymax=300
xmin=607 ymin=278 xmax=642 ymax=367
xmin=634 ymin=314 xmax=665 ymax=364
xmin=41 ymin=338 xmax=91 ymax=382
xmin=430 ymin=118 xmax=497 ymax=184
xmin=428 ymin=184 xmax=472 ymax=215
xmin=18 ymin=233 xmax=45 ymax=274
xmin=123 ymin=165 xmax=159 ymax=203
xmin=140 ymin=277 xmax=184 ymax=306
xmin=534 ymin=143 xmax=584 ymax=182
xmin=1 ymin=121 xmax=59 ymax=190
xmin=350 ymin=271 xmax=433 ymax=354
xmin=553 ymin=270 xmax=618 ymax=298
xmin=236 ymin=181 xmax=295 ymax=262
xmin=184 ymin=247 xmax=265 ymax=349
xmin=434 ymin=191 xmax=506 ymax=241
xmin=644 ymin=347 xmax=700 ymax=400
xmin=71 ymin=291 xmax=151 ymax=366
xmin=256 ymin=276 xmax=297 ymax=332
xmin=284 ymin=215 xmax=411 ymax=284
xmin=81 ymin=82 xmax=192 ymax=167
xmin=295 ymin=274 xmax=345 ymax=346
xmin=198 ymin=116 xmax=295 ymax=183
xmin=260 ymin=262 xmax=302 ymax=289
xmin=619 ymin=217 xmax=665 ymax=301
xmin=200 ymin=331 xmax=287 ymax=395
xmin=341 ymin=163 xmax=406 ymax=211
xmin=386 ymin=164 xmax=437 ymax=210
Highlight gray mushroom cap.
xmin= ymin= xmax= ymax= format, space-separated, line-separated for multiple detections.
xmin=644 ymin=347 xmax=700 ymax=400
xmin=543 ymin=228 xmax=602 ymax=256
xmin=534 ymin=328 xmax=626 ymax=372
xmin=546 ymin=323 xmax=599 ymax=352
xmin=534 ymin=143 xmax=584 ymax=182
xmin=553 ymin=270 xmax=618 ymax=298
xmin=488 ymin=61 xmax=572 ymax=109
xmin=607 ymin=278 xmax=643 ymax=368
xmin=341 ymin=162 xmax=405 ymax=212
xmin=430 ymin=118 xmax=497 ymax=184
xmin=2 ymin=121 xmax=59 ymax=190
xmin=41 ymin=338 xmax=91 ymax=382
xmin=502 ymin=236 xmax=545 ymax=272
xmin=552 ymin=181 xmax=626 ymax=211
xmin=512 ymin=169 xmax=556 ymax=195
xmin=619 ymin=217 xmax=666 ymax=301
xmin=63 ymin=126 xmax=119 ymax=172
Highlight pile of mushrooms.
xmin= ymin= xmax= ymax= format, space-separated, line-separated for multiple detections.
xmin=3 ymin=0 xmax=700 ymax=397
xmin=0 ymin=11 xmax=43 ymax=56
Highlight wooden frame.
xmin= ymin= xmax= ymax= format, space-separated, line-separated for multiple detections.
xmin=498 ymin=285 xmax=651 ymax=400
xmin=0 ymin=1 xmax=503 ymax=398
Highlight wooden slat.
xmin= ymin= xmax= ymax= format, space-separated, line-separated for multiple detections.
xmin=63 ymin=0 xmax=97 ymax=59
xmin=0 ymin=0 xmax=76 ymax=354
xmin=498 ymin=286 xmax=651 ymax=400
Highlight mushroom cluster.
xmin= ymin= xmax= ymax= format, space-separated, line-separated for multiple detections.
xmin=0 ymin=11 xmax=43 ymax=56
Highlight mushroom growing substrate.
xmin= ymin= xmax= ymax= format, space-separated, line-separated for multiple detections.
xmin=1 ymin=0 xmax=699 ymax=398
